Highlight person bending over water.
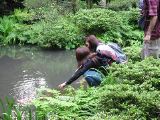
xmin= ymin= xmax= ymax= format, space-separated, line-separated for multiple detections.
xmin=58 ymin=35 xmax=127 ymax=89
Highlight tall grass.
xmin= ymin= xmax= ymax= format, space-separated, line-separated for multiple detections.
xmin=0 ymin=97 xmax=39 ymax=120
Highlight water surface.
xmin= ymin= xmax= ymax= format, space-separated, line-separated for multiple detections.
xmin=0 ymin=46 xmax=76 ymax=102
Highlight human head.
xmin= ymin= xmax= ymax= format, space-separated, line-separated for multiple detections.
xmin=85 ymin=35 xmax=100 ymax=52
xmin=76 ymin=46 xmax=90 ymax=67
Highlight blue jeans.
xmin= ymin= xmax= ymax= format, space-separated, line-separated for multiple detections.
xmin=138 ymin=16 xmax=145 ymax=30
xmin=83 ymin=69 xmax=103 ymax=87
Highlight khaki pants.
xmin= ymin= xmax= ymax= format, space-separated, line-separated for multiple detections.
xmin=141 ymin=37 xmax=160 ymax=59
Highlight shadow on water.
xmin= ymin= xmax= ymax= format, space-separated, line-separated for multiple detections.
xmin=0 ymin=46 xmax=76 ymax=103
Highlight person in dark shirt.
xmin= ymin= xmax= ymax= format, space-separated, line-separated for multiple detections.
xmin=58 ymin=46 xmax=109 ymax=89
xmin=58 ymin=35 xmax=127 ymax=89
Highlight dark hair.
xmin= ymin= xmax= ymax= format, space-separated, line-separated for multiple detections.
xmin=76 ymin=46 xmax=90 ymax=67
xmin=85 ymin=35 xmax=100 ymax=52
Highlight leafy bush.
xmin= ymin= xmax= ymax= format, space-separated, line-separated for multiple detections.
xmin=0 ymin=16 xmax=29 ymax=45
xmin=73 ymin=8 xmax=143 ymax=46
xmin=0 ymin=4 xmax=83 ymax=49
xmin=0 ymin=17 xmax=17 ymax=45
xmin=0 ymin=6 xmax=143 ymax=49
xmin=33 ymin=88 xmax=78 ymax=119
xmin=20 ymin=3 xmax=83 ymax=49
xmin=98 ymin=84 xmax=160 ymax=120
xmin=29 ymin=17 xmax=83 ymax=49
xmin=11 ymin=9 xmax=34 ymax=23
xmin=0 ymin=9 xmax=37 ymax=46
xmin=31 ymin=57 xmax=160 ymax=120
xmin=74 ymin=9 xmax=123 ymax=35
xmin=123 ymin=41 xmax=142 ymax=62
xmin=107 ymin=0 xmax=138 ymax=11
xmin=109 ymin=57 xmax=160 ymax=89
xmin=0 ymin=97 xmax=36 ymax=119
xmin=24 ymin=0 xmax=55 ymax=9
xmin=122 ymin=8 xmax=141 ymax=27
xmin=100 ymin=58 xmax=160 ymax=119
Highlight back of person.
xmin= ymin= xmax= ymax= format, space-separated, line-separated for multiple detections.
xmin=96 ymin=43 xmax=127 ymax=64
xmin=107 ymin=43 xmax=127 ymax=63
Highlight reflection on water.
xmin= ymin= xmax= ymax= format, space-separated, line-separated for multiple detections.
xmin=11 ymin=70 xmax=47 ymax=102
xmin=0 ymin=46 xmax=76 ymax=102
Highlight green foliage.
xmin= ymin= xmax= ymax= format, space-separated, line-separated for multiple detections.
xmin=24 ymin=0 xmax=55 ymax=9
xmin=74 ymin=8 xmax=124 ymax=44
xmin=32 ymin=57 xmax=160 ymax=120
xmin=0 ymin=4 xmax=83 ymax=49
xmin=98 ymin=84 xmax=160 ymax=120
xmin=0 ymin=16 xmax=20 ymax=45
xmin=74 ymin=9 xmax=122 ymax=34
xmin=0 ymin=98 xmax=15 ymax=120
xmin=109 ymin=58 xmax=160 ymax=89
xmin=121 ymin=8 xmax=141 ymax=26
xmin=32 ymin=88 xmax=79 ymax=119
xmin=73 ymin=8 xmax=143 ymax=46
xmin=25 ymin=0 xmax=78 ymax=14
xmin=1 ymin=49 xmax=158 ymax=120
xmin=123 ymin=41 xmax=142 ymax=62
xmin=11 ymin=9 xmax=34 ymax=22
xmin=0 ymin=6 xmax=143 ymax=49
xmin=31 ymin=17 xmax=82 ymax=49
xmin=0 ymin=98 xmax=24 ymax=120
xmin=19 ymin=4 xmax=83 ymax=49
xmin=0 ymin=97 xmax=40 ymax=119
xmin=107 ymin=0 xmax=138 ymax=11
xmin=33 ymin=87 xmax=100 ymax=119
xmin=101 ymin=71 xmax=119 ymax=85
xmin=0 ymin=15 xmax=33 ymax=45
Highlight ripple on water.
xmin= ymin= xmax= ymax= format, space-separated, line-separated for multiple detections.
xmin=10 ymin=70 xmax=47 ymax=103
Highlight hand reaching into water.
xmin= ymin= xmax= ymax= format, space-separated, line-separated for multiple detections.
xmin=58 ymin=82 xmax=67 ymax=89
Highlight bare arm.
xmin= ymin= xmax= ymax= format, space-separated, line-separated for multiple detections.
xmin=58 ymin=59 xmax=95 ymax=89
xmin=144 ymin=16 xmax=158 ymax=42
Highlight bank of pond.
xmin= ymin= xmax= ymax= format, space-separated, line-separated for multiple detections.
xmin=0 ymin=45 xmax=159 ymax=119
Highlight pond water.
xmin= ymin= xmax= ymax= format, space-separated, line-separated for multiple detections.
xmin=0 ymin=46 xmax=77 ymax=102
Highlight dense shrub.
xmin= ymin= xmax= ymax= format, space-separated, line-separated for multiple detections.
xmin=73 ymin=8 xmax=143 ymax=46
xmin=20 ymin=4 xmax=84 ymax=49
xmin=74 ymin=9 xmax=123 ymax=35
xmin=0 ymin=5 xmax=83 ymax=49
xmin=98 ymin=84 xmax=160 ymax=120
xmin=107 ymin=0 xmax=138 ymax=11
xmin=109 ymin=57 xmax=160 ymax=89
xmin=24 ymin=0 xmax=54 ymax=9
xmin=0 ymin=6 xmax=143 ymax=48
xmin=122 ymin=9 xmax=141 ymax=26
xmin=32 ymin=58 xmax=160 ymax=120
xmin=123 ymin=41 xmax=142 ymax=62
xmin=33 ymin=88 xmax=97 ymax=119
xmin=0 ymin=16 xmax=29 ymax=45
xmin=28 ymin=17 xmax=83 ymax=49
